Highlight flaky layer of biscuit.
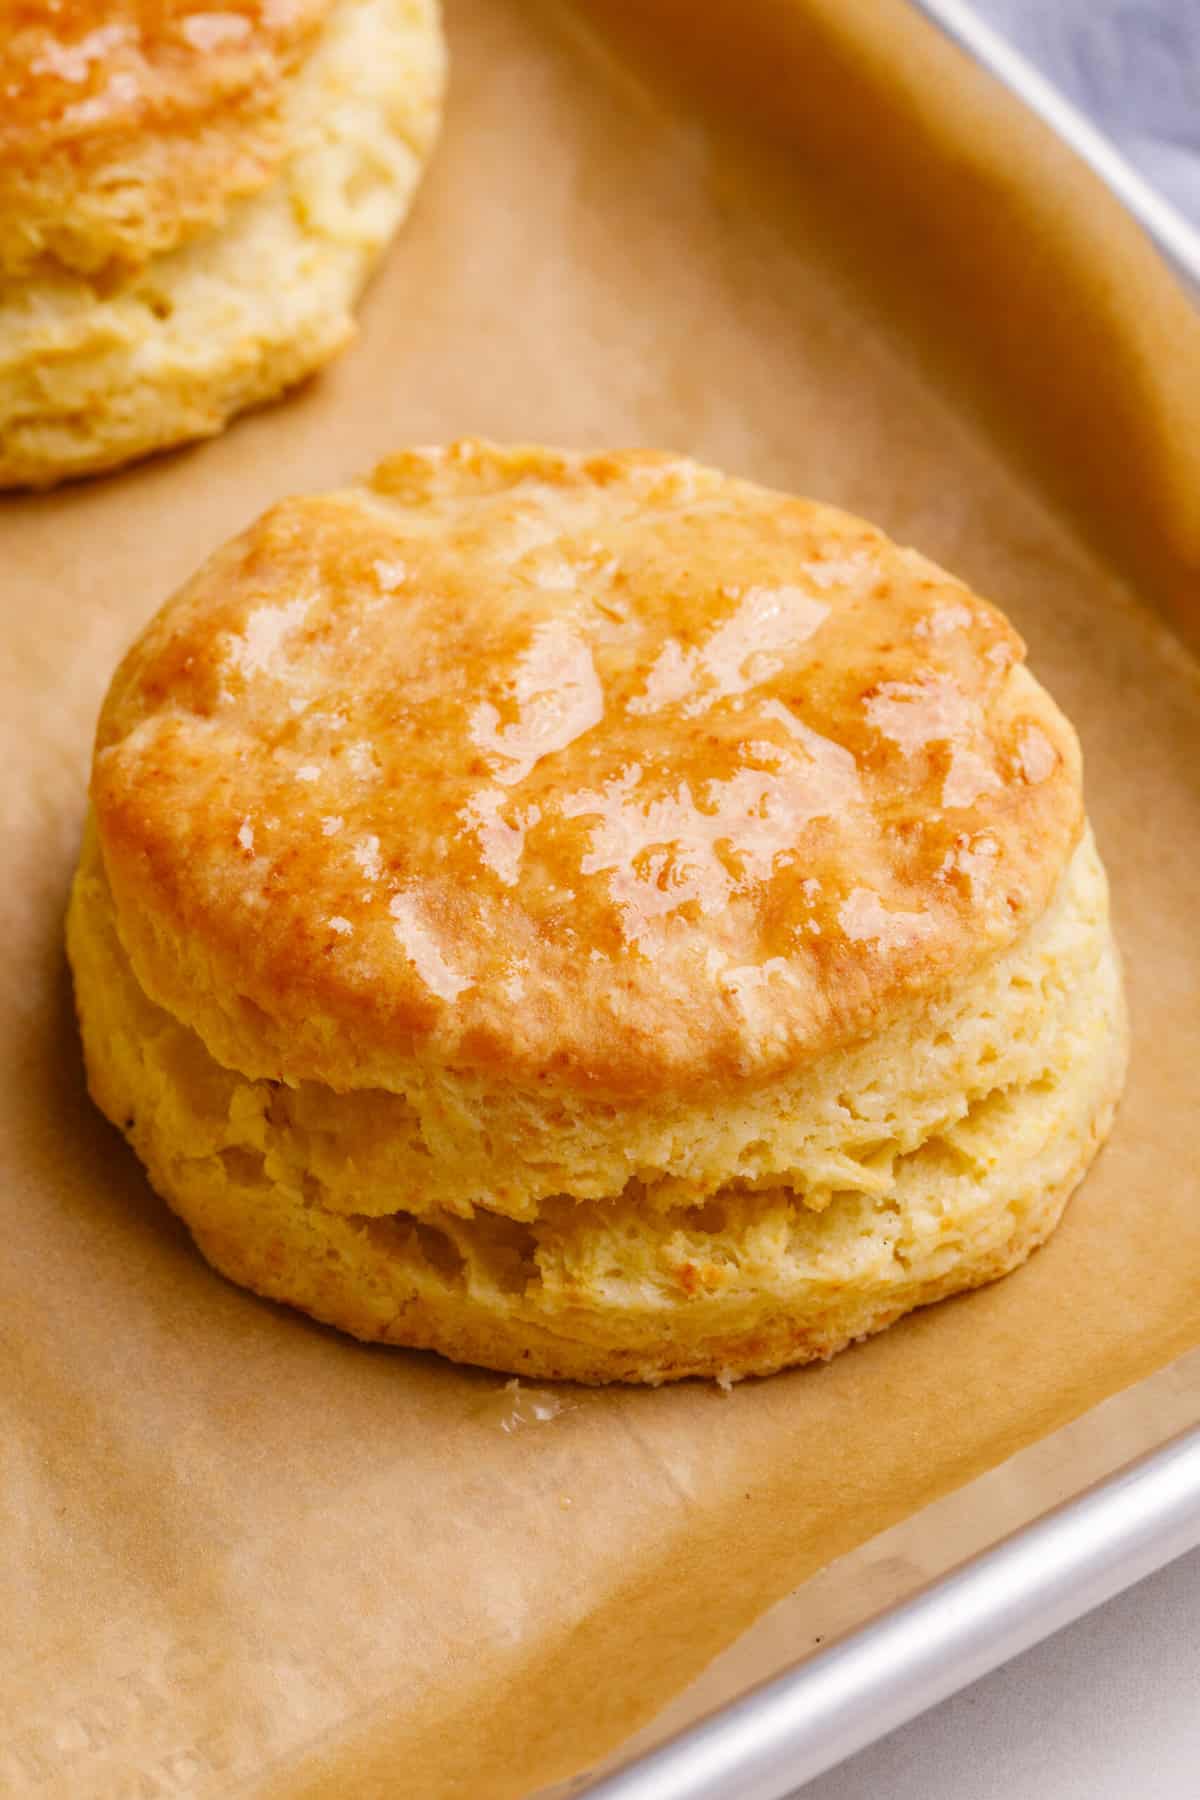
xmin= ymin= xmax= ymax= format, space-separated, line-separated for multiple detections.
xmin=0 ymin=0 xmax=334 ymax=278
xmin=0 ymin=0 xmax=444 ymax=486
xmin=68 ymin=827 xmax=1127 ymax=1382
xmin=73 ymin=823 xmax=1111 ymax=1227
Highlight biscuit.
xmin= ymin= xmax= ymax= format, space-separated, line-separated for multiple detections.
xmin=0 ymin=0 xmax=444 ymax=486
xmin=68 ymin=442 xmax=1128 ymax=1382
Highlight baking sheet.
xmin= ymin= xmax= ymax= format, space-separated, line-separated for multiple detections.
xmin=2 ymin=1 xmax=1199 ymax=1796
xmin=562 ymin=1348 xmax=1200 ymax=1793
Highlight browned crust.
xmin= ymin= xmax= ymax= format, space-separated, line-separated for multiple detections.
xmin=92 ymin=442 xmax=1084 ymax=1099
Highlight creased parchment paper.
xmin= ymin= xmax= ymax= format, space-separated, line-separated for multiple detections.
xmin=2 ymin=2 xmax=1198 ymax=1796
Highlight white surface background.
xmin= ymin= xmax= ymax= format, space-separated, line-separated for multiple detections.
xmin=798 ymin=4 xmax=1200 ymax=1792
xmin=972 ymin=0 xmax=1200 ymax=227
xmin=795 ymin=1545 xmax=1200 ymax=1797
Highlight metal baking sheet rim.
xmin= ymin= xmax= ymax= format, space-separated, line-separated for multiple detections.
xmin=562 ymin=8 xmax=1200 ymax=1797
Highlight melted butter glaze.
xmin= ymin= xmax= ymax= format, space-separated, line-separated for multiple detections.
xmin=94 ymin=443 xmax=1083 ymax=1093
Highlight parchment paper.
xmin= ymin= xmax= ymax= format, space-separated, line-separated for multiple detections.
xmin=3 ymin=2 xmax=1198 ymax=1796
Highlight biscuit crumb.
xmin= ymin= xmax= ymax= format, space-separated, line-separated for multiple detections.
xmin=482 ymin=1378 xmax=574 ymax=1433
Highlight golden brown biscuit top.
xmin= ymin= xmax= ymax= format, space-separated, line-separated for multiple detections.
xmin=0 ymin=0 xmax=331 ymax=273
xmin=92 ymin=443 xmax=1083 ymax=1096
